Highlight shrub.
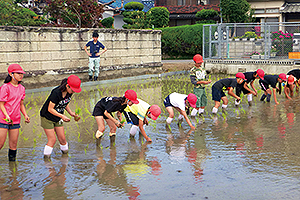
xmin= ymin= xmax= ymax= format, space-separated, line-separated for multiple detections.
xmin=124 ymin=2 xmax=144 ymax=11
xmin=146 ymin=7 xmax=169 ymax=28
xmin=196 ymin=9 xmax=218 ymax=20
xmin=101 ymin=17 xmax=114 ymax=28
xmin=161 ymin=24 xmax=203 ymax=58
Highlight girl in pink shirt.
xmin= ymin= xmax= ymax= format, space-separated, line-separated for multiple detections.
xmin=0 ymin=64 xmax=30 ymax=161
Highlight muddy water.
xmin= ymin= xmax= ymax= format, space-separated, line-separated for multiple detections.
xmin=1 ymin=74 xmax=300 ymax=199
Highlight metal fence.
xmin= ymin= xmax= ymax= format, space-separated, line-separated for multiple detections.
xmin=203 ymin=22 xmax=300 ymax=60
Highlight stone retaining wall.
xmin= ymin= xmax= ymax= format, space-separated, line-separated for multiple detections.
xmin=205 ymin=59 xmax=299 ymax=74
xmin=0 ymin=26 xmax=162 ymax=83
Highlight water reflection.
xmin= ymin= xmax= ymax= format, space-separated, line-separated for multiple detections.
xmin=0 ymin=162 xmax=24 ymax=200
xmin=1 ymin=75 xmax=300 ymax=198
xmin=42 ymin=156 xmax=68 ymax=199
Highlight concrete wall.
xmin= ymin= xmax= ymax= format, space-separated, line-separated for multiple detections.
xmin=0 ymin=26 xmax=162 ymax=81
xmin=205 ymin=59 xmax=298 ymax=75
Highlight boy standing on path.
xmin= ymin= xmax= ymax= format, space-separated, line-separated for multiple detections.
xmin=84 ymin=32 xmax=107 ymax=81
xmin=190 ymin=54 xmax=211 ymax=116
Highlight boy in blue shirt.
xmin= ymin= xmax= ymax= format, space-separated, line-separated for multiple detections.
xmin=84 ymin=32 xmax=107 ymax=81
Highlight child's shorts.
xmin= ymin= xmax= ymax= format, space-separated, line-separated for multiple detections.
xmin=236 ymin=83 xmax=250 ymax=96
xmin=41 ymin=117 xmax=64 ymax=129
xmin=123 ymin=111 xmax=139 ymax=126
xmin=212 ymin=86 xmax=226 ymax=102
xmin=194 ymin=87 xmax=207 ymax=107
xmin=164 ymin=95 xmax=173 ymax=107
xmin=0 ymin=123 xmax=20 ymax=129
xmin=259 ymin=79 xmax=269 ymax=91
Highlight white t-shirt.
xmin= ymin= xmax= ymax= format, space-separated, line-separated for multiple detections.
xmin=169 ymin=92 xmax=187 ymax=111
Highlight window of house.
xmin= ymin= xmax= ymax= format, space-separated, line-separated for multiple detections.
xmin=266 ymin=8 xmax=279 ymax=13
xmin=254 ymin=9 xmax=265 ymax=14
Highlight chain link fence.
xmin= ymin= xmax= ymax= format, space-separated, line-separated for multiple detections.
xmin=203 ymin=22 xmax=300 ymax=60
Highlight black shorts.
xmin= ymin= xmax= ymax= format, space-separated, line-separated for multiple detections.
xmin=236 ymin=83 xmax=250 ymax=96
xmin=92 ymin=101 xmax=111 ymax=119
xmin=123 ymin=111 xmax=139 ymax=126
xmin=259 ymin=80 xmax=269 ymax=91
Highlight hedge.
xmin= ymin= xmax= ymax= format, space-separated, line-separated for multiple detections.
xmin=161 ymin=24 xmax=203 ymax=58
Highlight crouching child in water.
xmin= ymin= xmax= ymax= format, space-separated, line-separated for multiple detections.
xmin=123 ymin=99 xmax=161 ymax=143
xmin=259 ymin=73 xmax=287 ymax=104
xmin=164 ymin=93 xmax=197 ymax=130
xmin=40 ymin=75 xmax=82 ymax=159
xmin=211 ymin=72 xmax=245 ymax=114
xmin=93 ymin=90 xmax=139 ymax=141
xmin=189 ymin=54 xmax=212 ymax=116
xmin=235 ymin=69 xmax=265 ymax=106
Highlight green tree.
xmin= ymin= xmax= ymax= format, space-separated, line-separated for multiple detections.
xmin=195 ymin=9 xmax=219 ymax=24
xmin=101 ymin=17 xmax=114 ymax=28
xmin=146 ymin=7 xmax=169 ymax=28
xmin=122 ymin=2 xmax=147 ymax=29
xmin=44 ymin=0 xmax=105 ymax=28
xmin=220 ymin=0 xmax=254 ymax=23
xmin=0 ymin=0 xmax=46 ymax=26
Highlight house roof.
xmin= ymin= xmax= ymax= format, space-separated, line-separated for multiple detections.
xmin=163 ymin=4 xmax=220 ymax=14
xmin=280 ymin=3 xmax=300 ymax=13
xmin=98 ymin=0 xmax=154 ymax=12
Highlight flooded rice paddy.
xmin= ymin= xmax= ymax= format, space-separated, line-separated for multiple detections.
xmin=1 ymin=73 xmax=300 ymax=199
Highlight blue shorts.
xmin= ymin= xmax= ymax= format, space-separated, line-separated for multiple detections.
xmin=212 ymin=86 xmax=226 ymax=102
xmin=164 ymin=95 xmax=173 ymax=107
xmin=0 ymin=122 xmax=20 ymax=129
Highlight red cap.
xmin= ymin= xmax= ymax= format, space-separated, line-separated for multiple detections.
xmin=187 ymin=93 xmax=197 ymax=108
xmin=279 ymin=73 xmax=287 ymax=81
xmin=256 ymin=69 xmax=264 ymax=80
xmin=125 ymin=90 xmax=139 ymax=104
xmin=67 ymin=75 xmax=82 ymax=93
xmin=148 ymin=105 xmax=161 ymax=120
xmin=8 ymin=64 xmax=25 ymax=74
xmin=236 ymin=72 xmax=246 ymax=80
xmin=288 ymin=75 xmax=295 ymax=85
xmin=193 ymin=54 xmax=203 ymax=63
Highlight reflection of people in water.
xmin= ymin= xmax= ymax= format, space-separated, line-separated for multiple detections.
xmin=96 ymin=141 xmax=162 ymax=199
xmin=186 ymin=128 xmax=210 ymax=183
xmin=42 ymin=156 xmax=69 ymax=199
xmin=96 ymin=145 xmax=141 ymax=199
xmin=0 ymin=162 xmax=24 ymax=199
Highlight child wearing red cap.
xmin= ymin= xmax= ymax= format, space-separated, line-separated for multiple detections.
xmin=235 ymin=69 xmax=265 ymax=106
xmin=284 ymin=74 xmax=296 ymax=99
xmin=259 ymin=73 xmax=286 ymax=104
xmin=287 ymin=69 xmax=300 ymax=91
xmin=0 ymin=64 xmax=30 ymax=161
xmin=123 ymin=99 xmax=161 ymax=143
xmin=164 ymin=93 xmax=197 ymax=130
xmin=40 ymin=75 xmax=82 ymax=159
xmin=211 ymin=73 xmax=244 ymax=114
xmin=93 ymin=90 xmax=139 ymax=141
xmin=190 ymin=54 xmax=212 ymax=116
